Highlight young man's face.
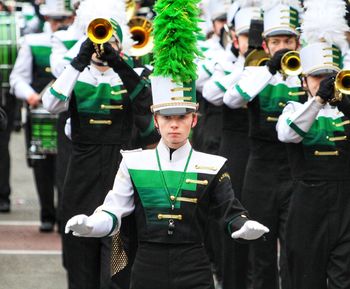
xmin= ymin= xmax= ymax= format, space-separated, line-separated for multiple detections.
xmin=233 ymin=33 xmax=249 ymax=56
xmin=92 ymin=41 xmax=120 ymax=71
xmin=213 ymin=19 xmax=227 ymax=36
xmin=303 ymin=74 xmax=328 ymax=97
xmin=154 ymin=113 xmax=198 ymax=149
xmin=263 ymin=35 xmax=299 ymax=57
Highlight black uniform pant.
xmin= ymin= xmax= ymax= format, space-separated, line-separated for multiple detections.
xmin=130 ymin=242 xmax=214 ymax=289
xmin=0 ymin=95 xmax=14 ymax=205
xmin=286 ymin=180 xmax=350 ymax=289
xmin=242 ymin=154 xmax=292 ymax=289
xmin=63 ymin=234 xmax=117 ymax=289
xmin=32 ymin=155 xmax=56 ymax=223
xmin=62 ymin=144 xmax=129 ymax=289
xmin=219 ymin=129 xmax=250 ymax=289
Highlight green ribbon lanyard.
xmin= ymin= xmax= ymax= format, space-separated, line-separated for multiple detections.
xmin=155 ymin=147 xmax=193 ymax=210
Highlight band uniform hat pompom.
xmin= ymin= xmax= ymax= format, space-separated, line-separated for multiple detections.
xmin=300 ymin=0 xmax=348 ymax=76
xmin=150 ymin=0 xmax=203 ymax=116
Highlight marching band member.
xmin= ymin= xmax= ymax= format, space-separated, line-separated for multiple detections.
xmin=0 ymin=4 xmax=15 ymax=213
xmin=203 ymin=0 xmax=261 ymax=199
xmin=9 ymin=0 xmax=74 ymax=232
xmin=64 ymin=0 xmax=269 ymax=287
xmin=223 ymin=0 xmax=304 ymax=288
xmin=194 ymin=0 xmax=233 ymax=155
xmin=276 ymin=0 xmax=350 ymax=288
xmin=50 ymin=0 xmax=85 ymax=78
xmin=203 ymin=2 xmax=262 ymax=288
xmin=48 ymin=0 xmax=83 ymax=237
xmin=42 ymin=0 xmax=158 ymax=288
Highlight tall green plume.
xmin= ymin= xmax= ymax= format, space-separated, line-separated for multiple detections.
xmin=152 ymin=0 xmax=203 ymax=83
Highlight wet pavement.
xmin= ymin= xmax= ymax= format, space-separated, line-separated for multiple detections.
xmin=0 ymin=130 xmax=66 ymax=289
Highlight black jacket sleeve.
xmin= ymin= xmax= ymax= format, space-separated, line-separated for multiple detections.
xmin=209 ymin=164 xmax=249 ymax=237
xmin=336 ymin=94 xmax=350 ymax=117
xmin=114 ymin=61 xmax=159 ymax=146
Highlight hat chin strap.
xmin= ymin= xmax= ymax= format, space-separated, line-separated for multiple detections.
xmin=91 ymin=58 xmax=108 ymax=67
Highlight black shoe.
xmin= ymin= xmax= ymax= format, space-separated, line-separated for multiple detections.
xmin=39 ymin=221 xmax=54 ymax=233
xmin=0 ymin=202 xmax=10 ymax=213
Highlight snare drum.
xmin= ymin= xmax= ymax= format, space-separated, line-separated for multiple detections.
xmin=0 ymin=12 xmax=19 ymax=103
xmin=28 ymin=107 xmax=58 ymax=159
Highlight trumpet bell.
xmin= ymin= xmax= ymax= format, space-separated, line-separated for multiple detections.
xmin=281 ymin=51 xmax=302 ymax=76
xmin=244 ymin=49 xmax=270 ymax=67
xmin=87 ymin=18 xmax=113 ymax=44
xmin=335 ymin=70 xmax=350 ymax=95
xmin=128 ymin=16 xmax=153 ymax=57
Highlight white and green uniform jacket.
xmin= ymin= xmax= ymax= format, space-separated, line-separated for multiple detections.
xmin=50 ymin=22 xmax=83 ymax=78
xmin=10 ymin=32 xmax=53 ymax=100
xmin=277 ymin=97 xmax=350 ymax=180
xmin=42 ymin=62 xmax=156 ymax=145
xmin=196 ymin=35 xmax=236 ymax=93
xmin=223 ymin=65 xmax=304 ymax=142
xmin=203 ymin=55 xmax=244 ymax=106
xmin=99 ymin=140 xmax=249 ymax=243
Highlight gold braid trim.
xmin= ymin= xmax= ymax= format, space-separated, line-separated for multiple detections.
xmin=151 ymin=102 xmax=198 ymax=112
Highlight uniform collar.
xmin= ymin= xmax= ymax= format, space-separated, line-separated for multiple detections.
xmin=88 ymin=65 xmax=115 ymax=77
xmin=157 ymin=139 xmax=192 ymax=162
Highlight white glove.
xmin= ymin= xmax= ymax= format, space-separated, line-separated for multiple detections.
xmin=65 ymin=212 xmax=114 ymax=237
xmin=65 ymin=214 xmax=93 ymax=236
xmin=231 ymin=220 xmax=269 ymax=240
xmin=64 ymin=118 xmax=72 ymax=140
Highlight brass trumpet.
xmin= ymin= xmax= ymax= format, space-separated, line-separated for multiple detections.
xmin=128 ymin=16 xmax=153 ymax=57
xmin=280 ymin=51 xmax=302 ymax=77
xmin=244 ymin=49 xmax=270 ymax=67
xmin=87 ymin=18 xmax=113 ymax=44
xmin=331 ymin=70 xmax=350 ymax=103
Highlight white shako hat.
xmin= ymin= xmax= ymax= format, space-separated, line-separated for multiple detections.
xmin=262 ymin=0 xmax=302 ymax=37
xmin=209 ymin=0 xmax=231 ymax=21
xmin=233 ymin=0 xmax=263 ymax=35
xmin=300 ymin=0 xmax=349 ymax=76
xmin=150 ymin=77 xmax=198 ymax=116
xmin=75 ymin=0 xmax=133 ymax=54
xmin=150 ymin=0 xmax=202 ymax=116
xmin=40 ymin=0 xmax=74 ymax=18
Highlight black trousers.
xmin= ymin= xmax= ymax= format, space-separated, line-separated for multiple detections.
xmin=63 ymin=234 xmax=117 ymax=289
xmin=62 ymin=144 xmax=129 ymax=289
xmin=286 ymin=180 xmax=350 ymax=289
xmin=130 ymin=242 xmax=214 ymax=289
xmin=32 ymin=155 xmax=56 ymax=223
xmin=242 ymin=153 xmax=292 ymax=289
xmin=0 ymin=95 xmax=15 ymax=205
xmin=219 ymin=129 xmax=250 ymax=289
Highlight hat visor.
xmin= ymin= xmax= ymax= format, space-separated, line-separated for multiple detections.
xmin=46 ymin=15 xmax=70 ymax=20
xmin=306 ymin=67 xmax=340 ymax=76
xmin=213 ymin=14 xmax=227 ymax=21
xmin=264 ymin=29 xmax=298 ymax=37
xmin=156 ymin=107 xmax=197 ymax=116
